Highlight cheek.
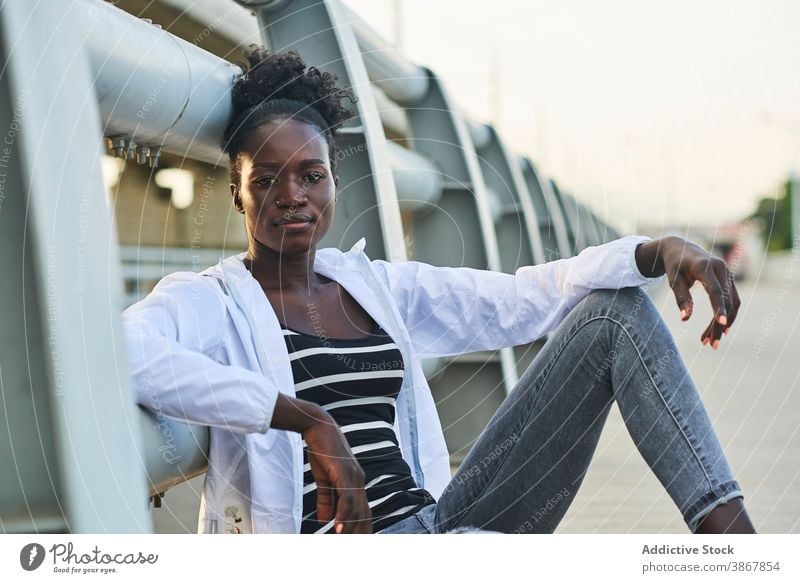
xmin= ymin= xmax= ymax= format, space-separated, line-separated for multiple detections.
xmin=241 ymin=189 xmax=268 ymax=215
xmin=320 ymin=192 xmax=337 ymax=220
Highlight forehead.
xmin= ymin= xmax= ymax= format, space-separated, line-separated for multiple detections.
xmin=241 ymin=118 xmax=329 ymax=166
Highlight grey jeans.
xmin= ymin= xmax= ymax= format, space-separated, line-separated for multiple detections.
xmin=378 ymin=287 xmax=743 ymax=534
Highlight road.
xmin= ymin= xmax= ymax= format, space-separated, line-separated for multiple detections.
xmin=151 ymin=252 xmax=800 ymax=533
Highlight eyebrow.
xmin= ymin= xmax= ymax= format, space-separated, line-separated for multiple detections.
xmin=251 ymin=159 xmax=327 ymax=170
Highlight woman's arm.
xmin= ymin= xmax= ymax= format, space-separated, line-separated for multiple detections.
xmin=123 ymin=272 xmax=277 ymax=434
xmin=370 ymin=235 xmax=657 ymax=358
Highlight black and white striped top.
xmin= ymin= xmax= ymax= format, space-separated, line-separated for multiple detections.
xmin=280 ymin=319 xmax=435 ymax=533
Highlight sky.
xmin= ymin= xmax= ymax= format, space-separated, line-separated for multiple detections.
xmin=343 ymin=0 xmax=800 ymax=233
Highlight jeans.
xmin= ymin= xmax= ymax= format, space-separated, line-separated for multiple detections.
xmin=378 ymin=288 xmax=743 ymax=534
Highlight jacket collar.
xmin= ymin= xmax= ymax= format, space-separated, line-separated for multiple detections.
xmin=202 ymin=237 xmax=393 ymax=335
xmin=207 ymin=236 xmax=367 ymax=286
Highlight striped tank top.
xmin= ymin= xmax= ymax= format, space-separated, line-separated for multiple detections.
xmin=280 ymin=319 xmax=435 ymax=533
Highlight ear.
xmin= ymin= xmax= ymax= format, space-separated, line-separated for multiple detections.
xmin=333 ymin=174 xmax=340 ymax=187
xmin=230 ymin=183 xmax=244 ymax=214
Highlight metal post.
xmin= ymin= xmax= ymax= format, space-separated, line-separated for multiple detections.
xmin=0 ymin=0 xmax=151 ymax=533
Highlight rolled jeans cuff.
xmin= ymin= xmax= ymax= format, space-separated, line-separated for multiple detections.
xmin=685 ymin=480 xmax=744 ymax=532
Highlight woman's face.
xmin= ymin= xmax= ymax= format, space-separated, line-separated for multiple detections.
xmin=233 ymin=118 xmax=335 ymax=255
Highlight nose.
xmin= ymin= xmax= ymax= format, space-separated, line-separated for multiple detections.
xmin=273 ymin=178 xmax=308 ymax=209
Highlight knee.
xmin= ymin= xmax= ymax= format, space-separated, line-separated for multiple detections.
xmin=577 ymin=288 xmax=662 ymax=330
xmin=582 ymin=286 xmax=648 ymax=310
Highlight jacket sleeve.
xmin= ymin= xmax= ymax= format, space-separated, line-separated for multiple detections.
xmin=122 ymin=271 xmax=277 ymax=434
xmin=369 ymin=235 xmax=661 ymax=358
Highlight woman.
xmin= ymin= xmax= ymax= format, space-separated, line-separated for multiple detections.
xmin=124 ymin=47 xmax=755 ymax=534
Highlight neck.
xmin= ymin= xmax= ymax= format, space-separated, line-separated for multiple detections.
xmin=245 ymin=239 xmax=320 ymax=293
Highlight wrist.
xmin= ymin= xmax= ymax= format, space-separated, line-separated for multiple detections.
xmin=635 ymin=239 xmax=667 ymax=278
xmin=270 ymin=393 xmax=334 ymax=434
xmin=297 ymin=400 xmax=334 ymax=435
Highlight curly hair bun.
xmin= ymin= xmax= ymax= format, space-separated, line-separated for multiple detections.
xmin=231 ymin=45 xmax=356 ymax=135
xmin=222 ymin=46 xmax=358 ymax=185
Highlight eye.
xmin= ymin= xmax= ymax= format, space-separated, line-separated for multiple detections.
xmin=255 ymin=175 xmax=278 ymax=188
xmin=304 ymin=171 xmax=325 ymax=184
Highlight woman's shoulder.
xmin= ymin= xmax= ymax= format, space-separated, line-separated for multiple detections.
xmin=157 ymin=249 xmax=245 ymax=299
xmin=125 ymin=270 xmax=228 ymax=319
xmin=153 ymin=269 xmax=225 ymax=295
xmin=123 ymin=270 xmax=229 ymax=351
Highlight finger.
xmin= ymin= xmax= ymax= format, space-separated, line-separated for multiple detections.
xmin=359 ymin=519 xmax=373 ymax=533
xmin=356 ymin=492 xmax=373 ymax=533
xmin=358 ymin=494 xmax=373 ymax=533
xmin=725 ymin=286 xmax=742 ymax=334
xmin=700 ymin=320 xmax=713 ymax=345
xmin=335 ymin=488 xmax=358 ymax=534
xmin=670 ymin=271 xmax=694 ymax=321
xmin=725 ymin=278 xmax=742 ymax=332
xmin=710 ymin=322 xmax=725 ymax=348
xmin=353 ymin=508 xmax=371 ymax=533
xmin=339 ymin=485 xmax=371 ymax=534
xmin=696 ymin=261 xmax=727 ymax=325
xmin=714 ymin=262 xmax=735 ymax=325
xmin=701 ymin=316 xmax=726 ymax=349
xmin=316 ymin=480 xmax=334 ymax=524
xmin=711 ymin=321 xmax=726 ymax=348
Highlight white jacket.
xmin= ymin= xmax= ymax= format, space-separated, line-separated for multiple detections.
xmin=122 ymin=235 xmax=656 ymax=533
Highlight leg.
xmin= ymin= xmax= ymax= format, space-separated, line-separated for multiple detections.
xmin=695 ymin=497 xmax=754 ymax=533
xmin=433 ymin=287 xmax=753 ymax=533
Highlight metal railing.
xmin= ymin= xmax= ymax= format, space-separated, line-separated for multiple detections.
xmin=0 ymin=0 xmax=621 ymax=531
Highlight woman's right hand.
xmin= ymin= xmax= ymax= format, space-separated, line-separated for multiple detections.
xmin=270 ymin=394 xmax=372 ymax=533
xmin=303 ymin=418 xmax=373 ymax=533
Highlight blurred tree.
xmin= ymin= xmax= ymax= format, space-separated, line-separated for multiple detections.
xmin=749 ymin=179 xmax=791 ymax=252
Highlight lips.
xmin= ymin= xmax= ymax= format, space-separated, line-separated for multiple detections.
xmin=275 ymin=213 xmax=314 ymax=233
xmin=275 ymin=213 xmax=314 ymax=226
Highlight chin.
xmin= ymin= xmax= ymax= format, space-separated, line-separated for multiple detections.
xmin=278 ymin=242 xmax=315 ymax=255
xmin=263 ymin=235 xmax=318 ymax=256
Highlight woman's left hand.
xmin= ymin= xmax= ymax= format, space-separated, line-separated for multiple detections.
xmin=635 ymin=236 xmax=740 ymax=350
